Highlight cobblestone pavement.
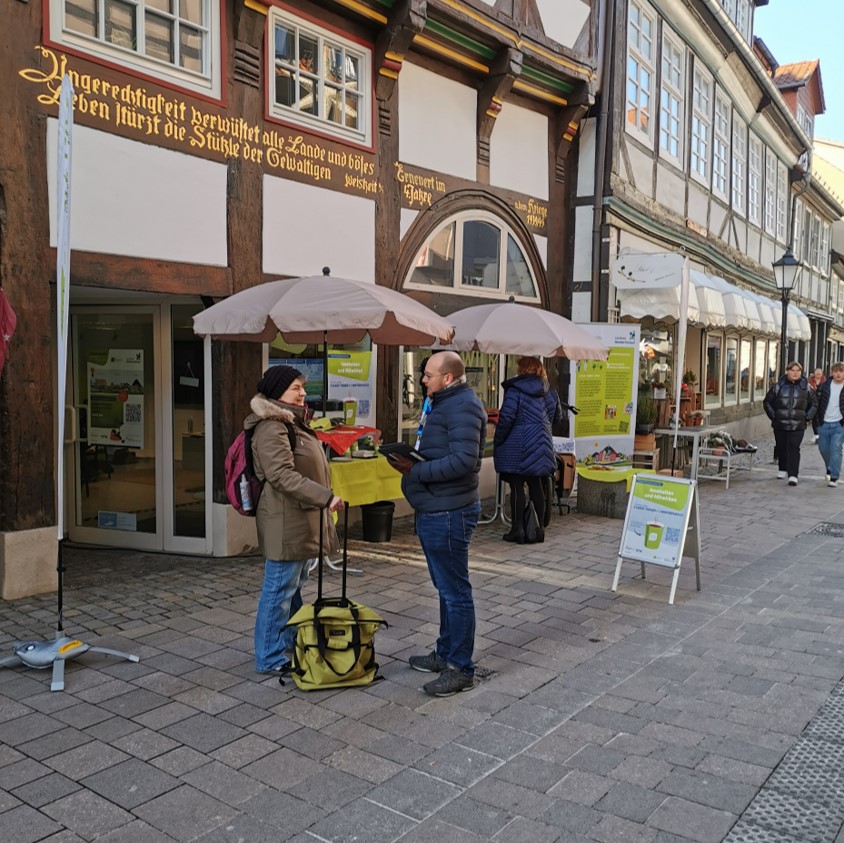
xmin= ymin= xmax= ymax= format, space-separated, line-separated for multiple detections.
xmin=2 ymin=431 xmax=844 ymax=842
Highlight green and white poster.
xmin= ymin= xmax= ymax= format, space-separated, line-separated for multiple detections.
xmin=613 ymin=474 xmax=701 ymax=604
xmin=619 ymin=475 xmax=693 ymax=568
xmin=570 ymin=324 xmax=639 ymax=466
xmin=87 ymin=349 xmax=145 ymax=448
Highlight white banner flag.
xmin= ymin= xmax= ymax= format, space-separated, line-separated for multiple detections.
xmin=56 ymin=75 xmax=74 ymax=539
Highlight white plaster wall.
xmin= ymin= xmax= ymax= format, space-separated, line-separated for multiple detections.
xmin=490 ymin=103 xmax=548 ymax=200
xmin=263 ymin=177 xmax=375 ymax=280
xmin=688 ymin=183 xmax=709 ymax=232
xmin=577 ymin=117 xmax=596 ymax=197
xmin=47 ymin=120 xmax=227 ymax=264
xmin=627 ymin=144 xmax=655 ymax=198
xmin=571 ymin=291 xmax=592 ymax=322
xmin=399 ymin=63 xmax=476 ymax=180
xmin=573 ymin=205 xmax=594 ymax=282
xmin=400 ymin=208 xmax=419 ymax=241
xmin=533 ymin=234 xmax=548 ymax=271
xmin=535 ymin=0 xmax=591 ymax=49
xmin=655 ymin=162 xmax=686 ymax=216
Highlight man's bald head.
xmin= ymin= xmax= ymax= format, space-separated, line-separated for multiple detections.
xmin=423 ymin=351 xmax=465 ymax=396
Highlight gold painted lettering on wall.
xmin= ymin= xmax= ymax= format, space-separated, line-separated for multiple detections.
xmin=394 ymin=163 xmax=446 ymax=209
xmin=19 ymin=46 xmax=378 ymax=197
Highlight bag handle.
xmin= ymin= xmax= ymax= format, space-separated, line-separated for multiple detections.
xmin=316 ymin=500 xmax=349 ymax=603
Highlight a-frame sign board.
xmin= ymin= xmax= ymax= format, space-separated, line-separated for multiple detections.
xmin=611 ymin=474 xmax=701 ymax=605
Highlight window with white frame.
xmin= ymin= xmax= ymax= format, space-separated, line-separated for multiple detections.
xmin=748 ymin=134 xmax=762 ymax=225
xmin=734 ymin=0 xmax=751 ymax=41
xmin=776 ymin=161 xmax=788 ymax=243
xmin=796 ymin=104 xmax=814 ymax=141
xmin=739 ymin=337 xmax=752 ymax=402
xmin=269 ymin=8 xmax=370 ymax=146
xmin=691 ymin=66 xmax=712 ymax=182
xmin=724 ymin=336 xmax=738 ymax=404
xmin=705 ymin=333 xmax=723 ymax=407
xmin=51 ymin=0 xmax=220 ymax=98
xmin=659 ymin=33 xmax=684 ymax=162
xmin=731 ymin=119 xmax=746 ymax=215
xmin=792 ymin=201 xmax=803 ymax=261
xmin=626 ymin=1 xmax=656 ymax=139
xmin=405 ymin=212 xmax=540 ymax=302
xmin=801 ymin=205 xmax=811 ymax=260
xmin=809 ymin=215 xmax=821 ymax=268
xmin=820 ymin=221 xmax=830 ymax=275
xmin=712 ymin=92 xmax=730 ymax=198
xmin=764 ymin=148 xmax=777 ymax=235
xmin=753 ymin=339 xmax=767 ymax=400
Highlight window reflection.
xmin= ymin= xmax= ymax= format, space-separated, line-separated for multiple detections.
xmin=724 ymin=336 xmax=737 ymax=402
xmin=505 ymin=236 xmax=533 ymax=297
xmin=705 ymin=334 xmax=722 ymax=406
xmin=461 ymin=221 xmax=500 ymax=288
xmin=739 ymin=338 xmax=751 ymax=401
xmin=753 ymin=339 xmax=766 ymax=399
xmin=409 ymin=224 xmax=455 ymax=287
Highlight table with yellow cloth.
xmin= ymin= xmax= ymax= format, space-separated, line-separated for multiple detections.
xmin=329 ymin=455 xmax=405 ymax=506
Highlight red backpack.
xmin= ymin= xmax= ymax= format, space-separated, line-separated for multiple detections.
xmin=224 ymin=424 xmax=296 ymax=516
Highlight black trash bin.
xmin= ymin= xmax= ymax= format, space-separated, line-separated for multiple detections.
xmin=361 ymin=501 xmax=395 ymax=542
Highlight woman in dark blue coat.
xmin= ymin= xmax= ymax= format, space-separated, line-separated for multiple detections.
xmin=494 ymin=357 xmax=563 ymax=543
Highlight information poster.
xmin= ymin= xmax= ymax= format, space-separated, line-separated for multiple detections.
xmin=619 ymin=475 xmax=693 ymax=567
xmin=327 ymin=350 xmax=374 ymax=422
xmin=273 ymin=350 xmax=375 ymax=423
xmin=569 ymin=325 xmax=639 ymax=465
xmin=87 ymin=349 xmax=144 ymax=447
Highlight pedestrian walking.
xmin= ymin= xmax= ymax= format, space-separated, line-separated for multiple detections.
xmin=808 ymin=367 xmax=826 ymax=444
xmin=386 ymin=351 xmax=486 ymax=697
xmin=493 ymin=356 xmax=563 ymax=544
xmin=763 ymin=361 xmax=817 ymax=487
xmin=815 ymin=361 xmax=844 ymax=488
xmin=245 ymin=366 xmax=344 ymax=675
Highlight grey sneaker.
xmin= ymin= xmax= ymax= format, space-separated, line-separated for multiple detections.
xmin=409 ymin=651 xmax=447 ymax=673
xmin=829 ymin=479 xmax=839 ymax=488
xmin=423 ymin=667 xmax=474 ymax=697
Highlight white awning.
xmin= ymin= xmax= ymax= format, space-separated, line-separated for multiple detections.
xmin=616 ymin=260 xmax=810 ymax=340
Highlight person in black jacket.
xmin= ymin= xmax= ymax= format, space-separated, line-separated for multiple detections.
xmin=815 ymin=362 xmax=844 ymax=487
xmin=493 ymin=356 xmax=563 ymax=544
xmin=763 ymin=361 xmax=816 ymax=486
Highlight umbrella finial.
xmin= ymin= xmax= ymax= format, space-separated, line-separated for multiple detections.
xmin=322 ymin=267 xmax=331 ymax=276
xmin=508 ymin=295 xmax=516 ymax=303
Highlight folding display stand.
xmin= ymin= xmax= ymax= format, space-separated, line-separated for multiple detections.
xmin=0 ymin=542 xmax=139 ymax=691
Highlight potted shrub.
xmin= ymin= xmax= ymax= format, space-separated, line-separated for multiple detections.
xmin=636 ymin=387 xmax=658 ymax=434
xmin=681 ymin=369 xmax=697 ymax=396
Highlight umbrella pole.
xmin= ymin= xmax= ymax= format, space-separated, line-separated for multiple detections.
xmin=322 ymin=331 xmax=328 ymax=418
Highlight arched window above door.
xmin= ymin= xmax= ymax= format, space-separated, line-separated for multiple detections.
xmin=403 ymin=211 xmax=540 ymax=303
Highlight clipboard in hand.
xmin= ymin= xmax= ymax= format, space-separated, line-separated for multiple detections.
xmin=379 ymin=442 xmax=426 ymax=463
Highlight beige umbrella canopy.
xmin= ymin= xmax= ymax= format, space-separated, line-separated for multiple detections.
xmin=442 ymin=299 xmax=609 ymax=360
xmin=193 ymin=271 xmax=455 ymax=347
xmin=193 ymin=270 xmax=455 ymax=411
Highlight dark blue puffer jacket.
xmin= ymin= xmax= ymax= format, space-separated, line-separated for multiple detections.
xmin=493 ymin=375 xmax=562 ymax=477
xmin=402 ymin=381 xmax=486 ymax=513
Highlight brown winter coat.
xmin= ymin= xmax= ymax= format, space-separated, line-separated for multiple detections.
xmin=244 ymin=395 xmax=338 ymax=561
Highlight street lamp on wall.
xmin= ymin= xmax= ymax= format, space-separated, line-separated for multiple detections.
xmin=772 ymin=247 xmax=802 ymax=376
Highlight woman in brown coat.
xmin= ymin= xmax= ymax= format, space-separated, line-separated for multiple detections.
xmin=245 ymin=365 xmax=344 ymax=674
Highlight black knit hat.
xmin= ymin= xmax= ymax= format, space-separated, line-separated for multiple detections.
xmin=257 ymin=365 xmax=303 ymax=400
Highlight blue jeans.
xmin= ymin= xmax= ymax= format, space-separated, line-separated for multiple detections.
xmin=819 ymin=421 xmax=844 ymax=481
xmin=416 ymin=502 xmax=481 ymax=676
xmin=254 ymin=558 xmax=310 ymax=671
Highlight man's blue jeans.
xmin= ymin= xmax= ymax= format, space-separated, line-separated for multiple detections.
xmin=254 ymin=558 xmax=310 ymax=671
xmin=416 ymin=502 xmax=481 ymax=676
xmin=819 ymin=421 xmax=844 ymax=481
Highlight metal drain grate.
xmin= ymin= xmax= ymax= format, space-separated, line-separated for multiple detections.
xmin=808 ymin=522 xmax=844 ymax=538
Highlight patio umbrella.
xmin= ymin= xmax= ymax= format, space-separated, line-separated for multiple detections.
xmin=193 ymin=268 xmax=455 ymax=410
xmin=441 ymin=298 xmax=609 ymax=360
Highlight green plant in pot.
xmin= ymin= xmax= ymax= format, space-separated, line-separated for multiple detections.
xmin=636 ymin=387 xmax=658 ymax=434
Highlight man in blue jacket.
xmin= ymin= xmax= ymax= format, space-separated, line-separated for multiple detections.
xmin=388 ymin=351 xmax=486 ymax=696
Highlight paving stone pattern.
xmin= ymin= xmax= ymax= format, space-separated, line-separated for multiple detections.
xmin=2 ymin=432 xmax=844 ymax=841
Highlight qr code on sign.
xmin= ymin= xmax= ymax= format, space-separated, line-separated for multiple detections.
xmin=124 ymin=403 xmax=142 ymax=424
xmin=358 ymin=400 xmax=370 ymax=416
xmin=665 ymin=527 xmax=681 ymax=544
